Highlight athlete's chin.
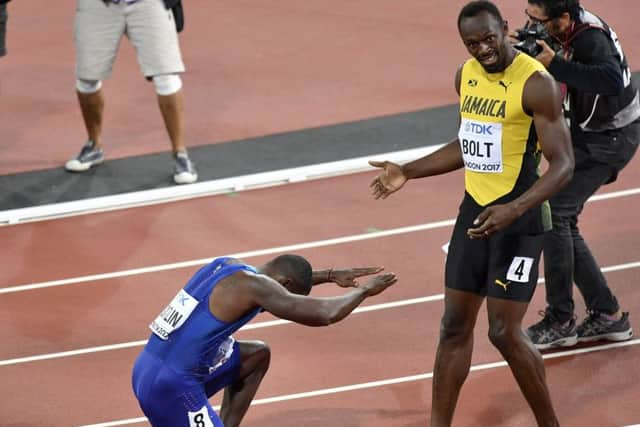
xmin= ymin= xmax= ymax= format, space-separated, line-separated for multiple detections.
xmin=481 ymin=62 xmax=503 ymax=74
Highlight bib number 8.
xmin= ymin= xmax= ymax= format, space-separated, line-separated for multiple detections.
xmin=188 ymin=406 xmax=214 ymax=427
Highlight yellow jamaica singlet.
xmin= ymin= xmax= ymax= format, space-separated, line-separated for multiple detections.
xmin=458 ymin=53 xmax=547 ymax=206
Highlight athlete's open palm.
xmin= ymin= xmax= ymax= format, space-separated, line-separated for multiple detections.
xmin=369 ymin=160 xmax=408 ymax=199
xmin=362 ymin=273 xmax=398 ymax=297
xmin=331 ymin=266 xmax=385 ymax=288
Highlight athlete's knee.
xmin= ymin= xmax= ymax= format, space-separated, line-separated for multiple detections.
xmin=487 ymin=318 xmax=522 ymax=351
xmin=152 ymin=73 xmax=182 ymax=96
xmin=252 ymin=341 xmax=271 ymax=370
xmin=439 ymin=312 xmax=474 ymax=343
xmin=76 ymin=79 xmax=102 ymax=94
xmin=239 ymin=340 xmax=271 ymax=375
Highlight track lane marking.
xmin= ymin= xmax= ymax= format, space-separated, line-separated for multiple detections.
xmin=76 ymin=338 xmax=640 ymax=427
xmin=0 ymin=220 xmax=455 ymax=294
xmin=0 ymin=295 xmax=444 ymax=367
xmin=2 ymin=185 xmax=638 ymax=295
xmin=2 ymin=260 xmax=638 ymax=367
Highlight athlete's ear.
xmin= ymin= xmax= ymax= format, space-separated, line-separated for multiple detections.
xmin=503 ymin=20 xmax=509 ymax=34
xmin=280 ymin=277 xmax=293 ymax=291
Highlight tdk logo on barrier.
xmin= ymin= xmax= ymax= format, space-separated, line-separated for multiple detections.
xmin=465 ymin=122 xmax=493 ymax=135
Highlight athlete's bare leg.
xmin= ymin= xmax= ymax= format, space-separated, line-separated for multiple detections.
xmin=219 ymin=340 xmax=271 ymax=427
xmin=431 ymin=288 xmax=484 ymax=427
xmin=487 ymin=297 xmax=559 ymax=427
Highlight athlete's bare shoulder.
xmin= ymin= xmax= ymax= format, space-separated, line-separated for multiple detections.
xmin=210 ymin=269 xmax=262 ymax=321
xmin=522 ymin=70 xmax=562 ymax=117
xmin=455 ymin=63 xmax=465 ymax=95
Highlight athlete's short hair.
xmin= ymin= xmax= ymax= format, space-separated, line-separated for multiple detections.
xmin=527 ymin=0 xmax=581 ymax=21
xmin=458 ymin=0 xmax=504 ymax=29
xmin=270 ymin=254 xmax=313 ymax=295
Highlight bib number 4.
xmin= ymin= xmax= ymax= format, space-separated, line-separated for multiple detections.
xmin=507 ymin=257 xmax=534 ymax=283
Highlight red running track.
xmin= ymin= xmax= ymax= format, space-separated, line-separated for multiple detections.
xmin=1 ymin=154 xmax=640 ymax=427
xmin=2 ymin=0 xmax=639 ymax=175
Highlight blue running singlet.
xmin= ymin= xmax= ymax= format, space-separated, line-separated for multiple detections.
xmin=132 ymin=257 xmax=262 ymax=427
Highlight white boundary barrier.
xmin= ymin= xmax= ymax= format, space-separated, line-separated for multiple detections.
xmin=0 ymin=146 xmax=443 ymax=226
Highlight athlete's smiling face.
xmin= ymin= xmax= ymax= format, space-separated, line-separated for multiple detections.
xmin=459 ymin=11 xmax=512 ymax=73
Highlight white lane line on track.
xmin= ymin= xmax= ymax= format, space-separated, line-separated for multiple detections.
xmin=0 ymin=295 xmax=445 ymax=367
xmin=5 ymin=187 xmax=640 ymax=294
xmin=2 ymin=260 xmax=639 ymax=368
xmin=589 ymin=187 xmax=640 ymax=202
xmin=0 ymin=220 xmax=456 ymax=294
xmin=2 ymin=185 xmax=638 ymax=295
xmin=76 ymin=338 xmax=640 ymax=427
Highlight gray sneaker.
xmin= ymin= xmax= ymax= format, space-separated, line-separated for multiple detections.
xmin=65 ymin=141 xmax=104 ymax=172
xmin=525 ymin=310 xmax=578 ymax=350
xmin=577 ymin=311 xmax=633 ymax=343
xmin=173 ymin=151 xmax=198 ymax=184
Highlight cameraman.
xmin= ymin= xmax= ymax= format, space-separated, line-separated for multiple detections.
xmin=0 ymin=0 xmax=8 ymax=58
xmin=521 ymin=0 xmax=638 ymax=349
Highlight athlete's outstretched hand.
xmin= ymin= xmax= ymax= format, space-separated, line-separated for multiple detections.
xmin=467 ymin=203 xmax=520 ymax=239
xmin=361 ymin=273 xmax=398 ymax=297
xmin=330 ymin=266 xmax=384 ymax=288
xmin=369 ymin=160 xmax=408 ymax=199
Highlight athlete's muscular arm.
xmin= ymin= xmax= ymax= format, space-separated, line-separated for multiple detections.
xmin=311 ymin=266 xmax=384 ymax=288
xmin=369 ymin=67 xmax=465 ymax=200
xmin=247 ymin=272 xmax=397 ymax=326
xmin=467 ymin=71 xmax=574 ymax=238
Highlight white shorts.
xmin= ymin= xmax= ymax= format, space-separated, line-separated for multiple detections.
xmin=74 ymin=0 xmax=185 ymax=80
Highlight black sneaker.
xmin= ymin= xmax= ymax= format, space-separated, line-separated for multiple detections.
xmin=65 ymin=140 xmax=104 ymax=172
xmin=577 ymin=311 xmax=633 ymax=343
xmin=173 ymin=151 xmax=198 ymax=184
xmin=525 ymin=310 xmax=578 ymax=350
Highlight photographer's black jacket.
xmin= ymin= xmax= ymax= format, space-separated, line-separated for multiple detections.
xmin=547 ymin=8 xmax=639 ymax=134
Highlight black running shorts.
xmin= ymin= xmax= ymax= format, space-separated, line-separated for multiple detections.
xmin=445 ymin=193 xmax=544 ymax=302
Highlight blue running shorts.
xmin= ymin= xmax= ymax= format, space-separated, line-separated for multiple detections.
xmin=132 ymin=341 xmax=241 ymax=427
